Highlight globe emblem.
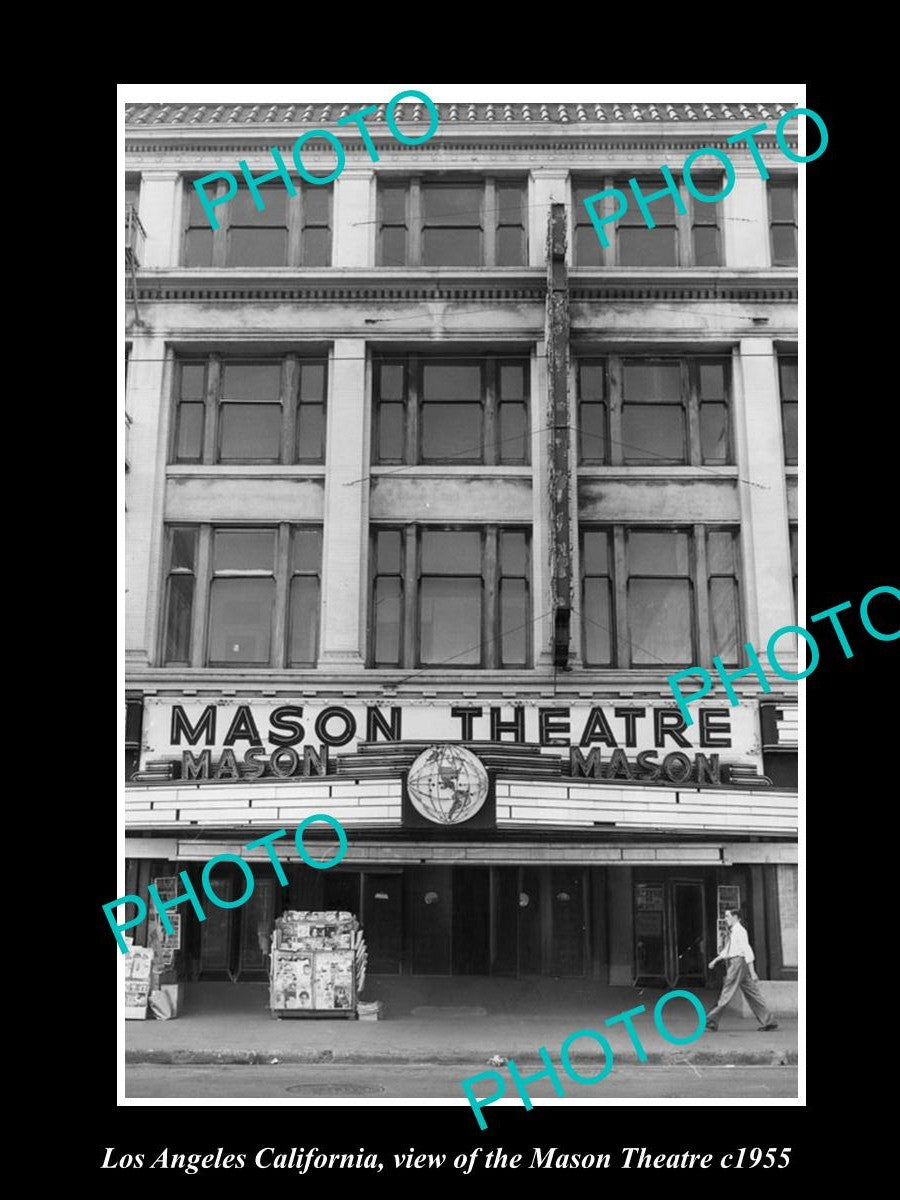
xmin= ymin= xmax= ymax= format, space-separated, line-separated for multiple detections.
xmin=407 ymin=745 xmax=489 ymax=825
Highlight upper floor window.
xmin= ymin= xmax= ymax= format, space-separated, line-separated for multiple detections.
xmin=172 ymin=354 xmax=326 ymax=465
xmin=377 ymin=177 xmax=528 ymax=267
xmin=125 ymin=176 xmax=140 ymax=216
xmin=161 ymin=524 xmax=322 ymax=668
xmin=370 ymin=525 xmax=531 ymax=669
xmin=789 ymin=523 xmax=798 ymax=620
xmin=768 ymin=179 xmax=798 ymax=267
xmin=183 ymin=181 xmax=332 ymax=268
xmin=373 ymin=355 xmax=529 ymax=465
xmin=778 ymin=353 xmax=798 ymax=465
xmin=580 ymin=525 xmax=742 ymax=668
xmin=574 ymin=176 xmax=723 ymax=268
xmin=578 ymin=356 xmax=732 ymax=466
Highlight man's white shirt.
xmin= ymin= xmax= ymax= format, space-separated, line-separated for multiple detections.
xmin=723 ymin=922 xmax=755 ymax=963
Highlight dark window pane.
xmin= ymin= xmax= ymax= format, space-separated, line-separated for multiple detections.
xmin=500 ymin=578 xmax=528 ymax=665
xmin=176 ymin=403 xmax=204 ymax=460
xmin=421 ymin=404 xmax=482 ymax=460
xmin=374 ymin=577 xmax=402 ymax=665
xmin=771 ymin=225 xmax=797 ymax=265
xmin=380 ymin=185 xmax=408 ymax=224
xmin=221 ymin=363 xmax=281 ymax=401
xmin=500 ymin=532 xmax=527 ymax=576
xmin=627 ymin=531 xmax=690 ymax=576
xmin=422 ymin=186 xmax=481 ymax=222
xmin=297 ymin=403 xmax=324 ymax=460
xmin=422 ymin=227 xmax=482 ymax=266
xmin=170 ymin=528 xmax=197 ymax=571
xmin=707 ymin=531 xmax=737 ymax=574
xmin=185 ymin=228 xmax=213 ymax=266
xmin=499 ymin=402 xmax=527 ymax=463
xmin=623 ymin=362 xmax=680 ymax=402
xmin=300 ymin=362 xmax=326 ymax=402
xmin=618 ymin=226 xmax=677 ymax=266
xmin=292 ymin=528 xmax=321 ymax=573
xmin=376 ymin=530 xmax=402 ymax=573
xmin=622 ymin=405 xmax=685 ymax=462
xmin=580 ymin=402 xmax=607 ymax=462
xmin=623 ymin=188 xmax=676 ymax=224
xmin=691 ymin=186 xmax=721 ymax=215
xmin=574 ymin=225 xmax=604 ymax=267
xmin=231 ymin=189 xmax=287 ymax=225
xmin=582 ymin=530 xmax=609 ymax=575
xmin=208 ymin=578 xmax=274 ymax=664
xmin=379 ymin=363 xmax=404 ymax=401
xmin=782 ymin=403 xmax=798 ymax=463
xmin=500 ymin=364 xmax=525 ymax=400
xmin=628 ymin=579 xmax=693 ymax=663
xmin=789 ymin=527 xmax=798 ymax=575
xmin=378 ymin=402 xmax=404 ymax=460
xmin=583 ymin=577 xmax=612 ymax=665
xmin=709 ymin=577 xmax=740 ymax=662
xmin=497 ymin=185 xmax=524 ymax=223
xmin=189 ymin=186 xmax=214 ymax=224
xmin=422 ymin=363 xmax=481 ymax=400
xmin=496 ymin=225 xmax=525 ymax=265
xmin=164 ymin=575 xmax=194 ymax=663
xmin=302 ymin=226 xmax=331 ymax=266
xmin=692 ymin=225 xmax=719 ymax=266
xmin=213 ymin=529 xmax=275 ymax=571
xmin=381 ymin=227 xmax=407 ymax=265
xmin=421 ymin=530 xmax=481 ymax=574
xmin=180 ymin=363 xmax=206 ymax=400
xmin=227 ymin=228 xmax=287 ymax=266
xmin=579 ymin=363 xmax=605 ymax=400
xmin=700 ymin=402 xmax=729 ymax=463
xmin=303 ymin=186 xmax=331 ymax=225
xmin=419 ymin=578 xmax=481 ymax=665
xmin=289 ymin=576 xmax=320 ymax=665
xmin=220 ymin=404 xmax=282 ymax=459
xmin=779 ymin=359 xmax=798 ymax=401
xmin=699 ymin=362 xmax=726 ymax=399
xmin=770 ymin=182 xmax=796 ymax=222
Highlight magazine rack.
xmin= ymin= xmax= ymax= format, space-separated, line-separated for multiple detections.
xmin=269 ymin=910 xmax=367 ymax=1020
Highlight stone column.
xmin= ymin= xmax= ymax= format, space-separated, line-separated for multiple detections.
xmin=136 ymin=172 xmax=182 ymax=267
xmin=529 ymin=170 xmax=570 ymax=267
xmin=722 ymin=170 xmax=770 ymax=267
xmin=332 ymin=169 xmax=374 ymax=267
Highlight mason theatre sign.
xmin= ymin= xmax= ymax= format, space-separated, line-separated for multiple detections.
xmin=135 ymin=698 xmax=769 ymax=788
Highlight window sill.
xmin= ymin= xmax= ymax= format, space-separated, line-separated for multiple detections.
xmin=167 ymin=464 xmax=326 ymax=477
xmin=578 ymin=465 xmax=739 ymax=479
xmin=370 ymin=465 xmax=532 ymax=478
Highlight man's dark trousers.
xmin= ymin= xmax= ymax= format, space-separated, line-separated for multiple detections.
xmin=706 ymin=956 xmax=774 ymax=1027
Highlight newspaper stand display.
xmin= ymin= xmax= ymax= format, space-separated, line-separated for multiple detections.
xmin=124 ymin=946 xmax=154 ymax=1020
xmin=269 ymin=911 xmax=366 ymax=1020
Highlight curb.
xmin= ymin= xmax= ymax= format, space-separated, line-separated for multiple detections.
xmin=126 ymin=1048 xmax=797 ymax=1067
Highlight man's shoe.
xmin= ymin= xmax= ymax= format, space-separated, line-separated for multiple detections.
xmin=757 ymin=1022 xmax=778 ymax=1031
xmin=705 ymin=1023 xmax=718 ymax=1032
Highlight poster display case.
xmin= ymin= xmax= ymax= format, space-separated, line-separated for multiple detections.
xmin=269 ymin=911 xmax=367 ymax=1019
xmin=124 ymin=946 xmax=154 ymax=1020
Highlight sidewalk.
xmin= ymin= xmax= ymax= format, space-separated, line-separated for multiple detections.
xmin=126 ymin=978 xmax=798 ymax=1067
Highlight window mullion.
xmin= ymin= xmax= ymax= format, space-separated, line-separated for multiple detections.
xmin=608 ymin=357 xmax=624 ymax=466
xmin=288 ymin=185 xmax=303 ymax=265
xmin=612 ymin=526 xmax=629 ymax=667
xmin=484 ymin=178 xmax=496 ymax=267
xmin=403 ymin=525 xmax=418 ymax=669
xmin=212 ymin=182 xmax=227 ymax=267
xmin=695 ymin=523 xmax=711 ymax=665
xmin=685 ymin=359 xmax=702 ymax=465
xmin=484 ymin=527 xmax=498 ymax=668
xmin=678 ymin=184 xmax=692 ymax=266
xmin=203 ymin=356 xmax=220 ymax=465
xmin=282 ymin=355 xmax=298 ymax=465
xmin=484 ymin=358 xmax=497 ymax=466
xmin=192 ymin=525 xmax=212 ymax=667
xmin=273 ymin=523 xmax=291 ymax=668
xmin=409 ymin=178 xmax=422 ymax=266
xmin=406 ymin=357 xmax=419 ymax=465
xmin=606 ymin=176 xmax=617 ymax=267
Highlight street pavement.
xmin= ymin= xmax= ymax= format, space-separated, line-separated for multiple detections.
xmin=126 ymin=1062 xmax=798 ymax=1099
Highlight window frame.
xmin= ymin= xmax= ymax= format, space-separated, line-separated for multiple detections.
xmin=376 ymin=175 xmax=529 ymax=268
xmin=182 ymin=178 xmax=333 ymax=268
xmin=159 ymin=522 xmax=323 ymax=669
xmin=579 ymin=524 xmax=743 ymax=669
xmin=573 ymin=174 xmax=724 ymax=268
xmin=171 ymin=353 xmax=328 ymax=466
xmin=368 ymin=524 xmax=532 ymax=670
xmin=768 ymin=177 xmax=798 ymax=268
xmin=777 ymin=351 xmax=798 ymax=467
xmin=577 ymin=354 xmax=733 ymax=467
xmin=372 ymin=353 xmax=531 ymax=467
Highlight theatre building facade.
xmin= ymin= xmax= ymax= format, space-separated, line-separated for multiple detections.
xmin=123 ymin=98 xmax=799 ymax=997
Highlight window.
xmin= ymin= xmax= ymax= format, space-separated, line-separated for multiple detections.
xmin=373 ymin=355 xmax=529 ymax=465
xmin=574 ymin=175 xmax=723 ymax=267
xmin=768 ymin=179 xmax=798 ymax=267
xmin=125 ymin=176 xmax=140 ymax=216
xmin=778 ymin=353 xmax=798 ymax=465
xmin=789 ymin=523 xmax=798 ymax=619
xmin=161 ymin=525 xmax=322 ymax=668
xmin=183 ymin=180 xmax=332 ymax=267
xmin=377 ymin=177 xmax=527 ymax=267
xmin=580 ymin=526 xmax=742 ymax=667
xmin=369 ymin=525 xmax=531 ymax=668
xmin=172 ymin=355 xmax=326 ymax=465
xmin=578 ymin=356 xmax=731 ymax=466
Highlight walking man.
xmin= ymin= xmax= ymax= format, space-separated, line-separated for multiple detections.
xmin=706 ymin=908 xmax=778 ymax=1032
